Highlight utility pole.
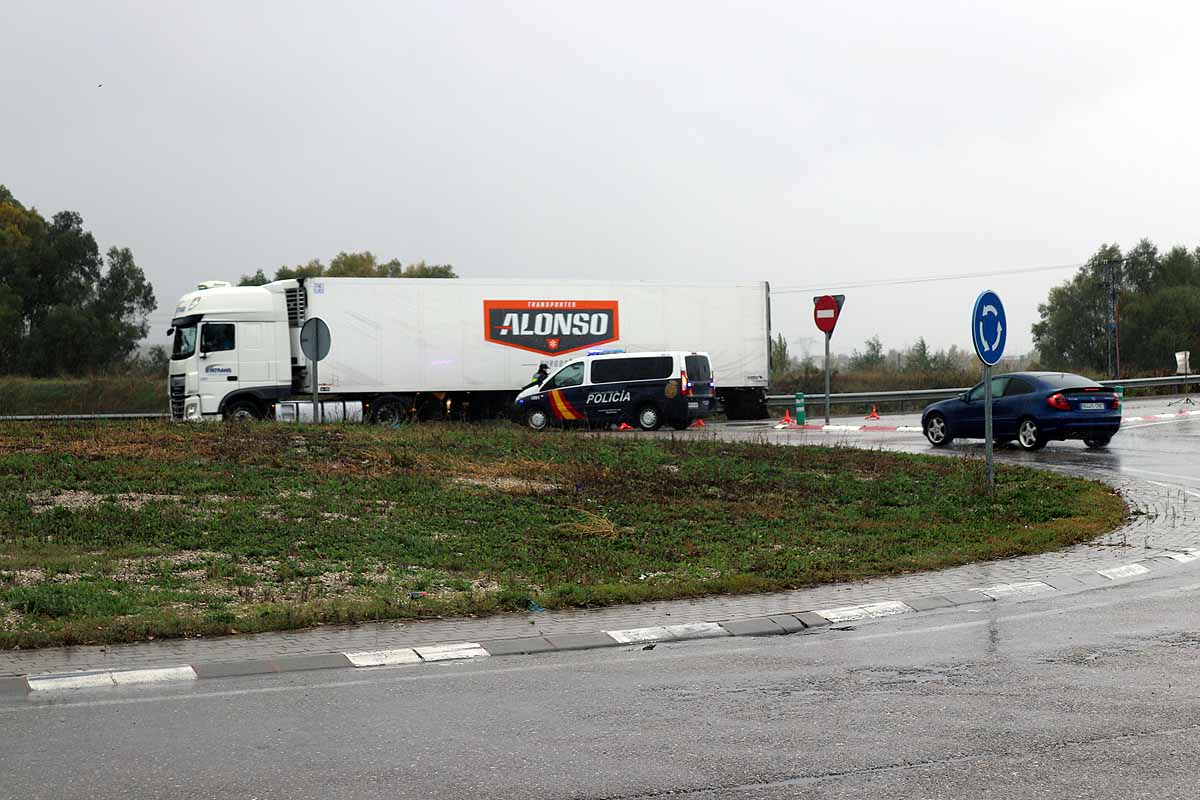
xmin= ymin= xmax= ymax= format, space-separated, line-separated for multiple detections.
xmin=1101 ymin=258 xmax=1123 ymax=380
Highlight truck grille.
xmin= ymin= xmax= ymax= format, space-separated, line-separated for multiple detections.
xmin=170 ymin=376 xmax=186 ymax=419
xmin=285 ymin=287 xmax=306 ymax=328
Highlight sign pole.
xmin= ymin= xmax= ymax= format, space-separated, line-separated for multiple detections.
xmin=983 ymin=363 xmax=994 ymax=495
xmin=824 ymin=332 xmax=831 ymax=425
xmin=311 ymin=357 xmax=320 ymax=423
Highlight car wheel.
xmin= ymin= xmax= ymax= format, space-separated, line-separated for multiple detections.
xmin=923 ymin=413 xmax=952 ymax=447
xmin=225 ymin=400 xmax=261 ymax=422
xmin=1084 ymin=435 xmax=1112 ymax=449
xmin=525 ymin=408 xmax=550 ymax=432
xmin=1017 ymin=418 xmax=1046 ymax=451
xmin=636 ymin=404 xmax=662 ymax=431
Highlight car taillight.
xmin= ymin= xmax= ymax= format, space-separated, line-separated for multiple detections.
xmin=1111 ymin=396 xmax=1121 ymax=410
xmin=1047 ymin=393 xmax=1071 ymax=411
xmin=680 ymin=369 xmax=693 ymax=396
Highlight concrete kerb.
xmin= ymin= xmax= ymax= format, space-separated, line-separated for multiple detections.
xmin=6 ymin=554 xmax=1196 ymax=699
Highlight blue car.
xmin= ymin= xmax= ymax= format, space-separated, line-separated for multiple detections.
xmin=921 ymin=371 xmax=1121 ymax=451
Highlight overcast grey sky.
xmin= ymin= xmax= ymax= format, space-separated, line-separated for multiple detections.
xmin=4 ymin=1 xmax=1198 ymax=357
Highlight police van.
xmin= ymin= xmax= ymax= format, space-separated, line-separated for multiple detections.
xmin=513 ymin=350 xmax=717 ymax=431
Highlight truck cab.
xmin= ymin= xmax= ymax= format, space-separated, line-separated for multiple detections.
xmin=167 ymin=281 xmax=294 ymax=420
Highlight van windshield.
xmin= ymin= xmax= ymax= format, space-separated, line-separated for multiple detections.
xmin=172 ymin=325 xmax=198 ymax=359
xmin=685 ymin=355 xmax=712 ymax=382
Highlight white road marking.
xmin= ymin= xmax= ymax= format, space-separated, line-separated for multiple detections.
xmin=973 ymin=582 xmax=1054 ymax=600
xmin=823 ymin=425 xmax=863 ymax=432
xmin=606 ymin=626 xmax=671 ymax=644
xmin=1098 ymin=563 xmax=1151 ymax=580
xmin=412 ymin=642 xmax=490 ymax=662
xmin=1167 ymin=552 xmax=1200 ymax=563
xmin=816 ymin=601 xmax=912 ymax=623
xmin=344 ymin=648 xmax=422 ymax=667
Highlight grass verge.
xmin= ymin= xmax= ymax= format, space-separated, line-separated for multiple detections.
xmin=0 ymin=421 xmax=1127 ymax=648
xmin=0 ymin=375 xmax=164 ymax=416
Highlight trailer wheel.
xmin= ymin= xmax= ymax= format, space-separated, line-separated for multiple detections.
xmin=370 ymin=397 xmax=407 ymax=425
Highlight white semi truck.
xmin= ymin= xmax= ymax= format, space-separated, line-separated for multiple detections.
xmin=167 ymin=277 xmax=771 ymax=422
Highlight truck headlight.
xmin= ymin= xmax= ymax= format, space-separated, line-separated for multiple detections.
xmin=185 ymin=400 xmax=201 ymax=420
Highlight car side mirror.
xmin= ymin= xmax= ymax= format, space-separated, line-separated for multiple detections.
xmin=166 ymin=327 xmax=175 ymax=337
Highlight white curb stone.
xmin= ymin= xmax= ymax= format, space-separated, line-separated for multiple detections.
xmin=662 ymin=622 xmax=728 ymax=640
xmin=1098 ymin=563 xmax=1151 ymax=580
xmin=27 ymin=671 xmax=117 ymax=692
xmin=974 ymin=581 xmax=1055 ymax=600
xmin=606 ymin=626 xmax=672 ymax=644
xmin=110 ymin=666 xmax=197 ymax=686
xmin=413 ymin=642 xmax=490 ymax=662
xmin=816 ymin=601 xmax=912 ymax=623
xmin=345 ymin=648 xmax=422 ymax=667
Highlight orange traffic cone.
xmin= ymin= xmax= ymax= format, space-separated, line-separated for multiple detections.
xmin=689 ymin=418 xmax=705 ymax=429
xmin=781 ymin=408 xmax=793 ymax=425
xmin=617 ymin=422 xmax=634 ymax=431
xmin=865 ymin=405 xmax=881 ymax=420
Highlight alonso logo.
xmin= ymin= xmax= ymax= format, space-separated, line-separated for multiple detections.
xmin=484 ymin=300 xmax=619 ymax=356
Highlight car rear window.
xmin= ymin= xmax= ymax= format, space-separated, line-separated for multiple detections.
xmin=684 ymin=355 xmax=711 ymax=382
xmin=590 ymin=356 xmax=674 ymax=383
xmin=1047 ymin=373 xmax=1104 ymax=391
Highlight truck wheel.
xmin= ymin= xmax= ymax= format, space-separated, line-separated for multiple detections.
xmin=635 ymin=404 xmax=662 ymax=431
xmin=370 ymin=397 xmax=406 ymax=425
xmin=225 ymin=400 xmax=261 ymax=422
xmin=525 ymin=408 xmax=550 ymax=432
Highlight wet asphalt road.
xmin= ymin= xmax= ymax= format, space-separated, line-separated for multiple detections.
xmin=2 ymin=397 xmax=1198 ymax=799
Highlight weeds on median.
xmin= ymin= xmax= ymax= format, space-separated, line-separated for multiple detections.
xmin=0 ymin=421 xmax=1127 ymax=648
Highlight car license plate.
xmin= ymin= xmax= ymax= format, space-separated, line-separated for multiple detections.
xmin=688 ymin=401 xmax=699 ymax=409
xmin=1081 ymin=402 xmax=1105 ymax=410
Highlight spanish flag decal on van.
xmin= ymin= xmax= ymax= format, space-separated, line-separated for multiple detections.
xmin=548 ymin=390 xmax=584 ymax=421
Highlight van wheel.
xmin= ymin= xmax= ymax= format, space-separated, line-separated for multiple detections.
xmin=225 ymin=400 xmax=261 ymax=422
xmin=525 ymin=408 xmax=550 ymax=432
xmin=636 ymin=405 xmax=662 ymax=431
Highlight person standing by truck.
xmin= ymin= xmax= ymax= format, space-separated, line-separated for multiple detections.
xmin=523 ymin=363 xmax=550 ymax=391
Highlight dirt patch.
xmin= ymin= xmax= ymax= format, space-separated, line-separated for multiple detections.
xmin=453 ymin=476 xmax=562 ymax=494
xmin=26 ymin=491 xmax=237 ymax=514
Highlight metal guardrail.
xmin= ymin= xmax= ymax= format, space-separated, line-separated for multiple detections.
xmin=0 ymin=413 xmax=169 ymax=421
xmin=0 ymin=374 xmax=1195 ymax=420
xmin=765 ymin=374 xmax=1200 ymax=408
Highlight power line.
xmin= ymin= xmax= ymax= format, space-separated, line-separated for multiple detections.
xmin=771 ymin=262 xmax=1084 ymax=295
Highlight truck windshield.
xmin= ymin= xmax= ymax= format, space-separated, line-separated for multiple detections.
xmin=172 ymin=325 xmax=198 ymax=359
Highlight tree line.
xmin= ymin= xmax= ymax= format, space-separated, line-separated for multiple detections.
xmin=0 ymin=186 xmax=156 ymax=376
xmin=239 ymin=252 xmax=456 ymax=285
xmin=1033 ymin=240 xmax=1200 ymax=375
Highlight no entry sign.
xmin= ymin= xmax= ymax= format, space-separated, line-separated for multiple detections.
xmin=813 ymin=294 xmax=845 ymax=335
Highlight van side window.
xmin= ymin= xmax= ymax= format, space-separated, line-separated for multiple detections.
xmin=590 ymin=356 xmax=673 ymax=383
xmin=544 ymin=362 xmax=584 ymax=389
xmin=201 ymin=323 xmax=236 ymax=354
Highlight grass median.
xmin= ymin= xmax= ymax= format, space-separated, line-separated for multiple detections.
xmin=0 ymin=421 xmax=1126 ymax=649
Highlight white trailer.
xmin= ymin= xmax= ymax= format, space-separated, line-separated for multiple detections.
xmin=167 ymin=277 xmax=770 ymax=422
